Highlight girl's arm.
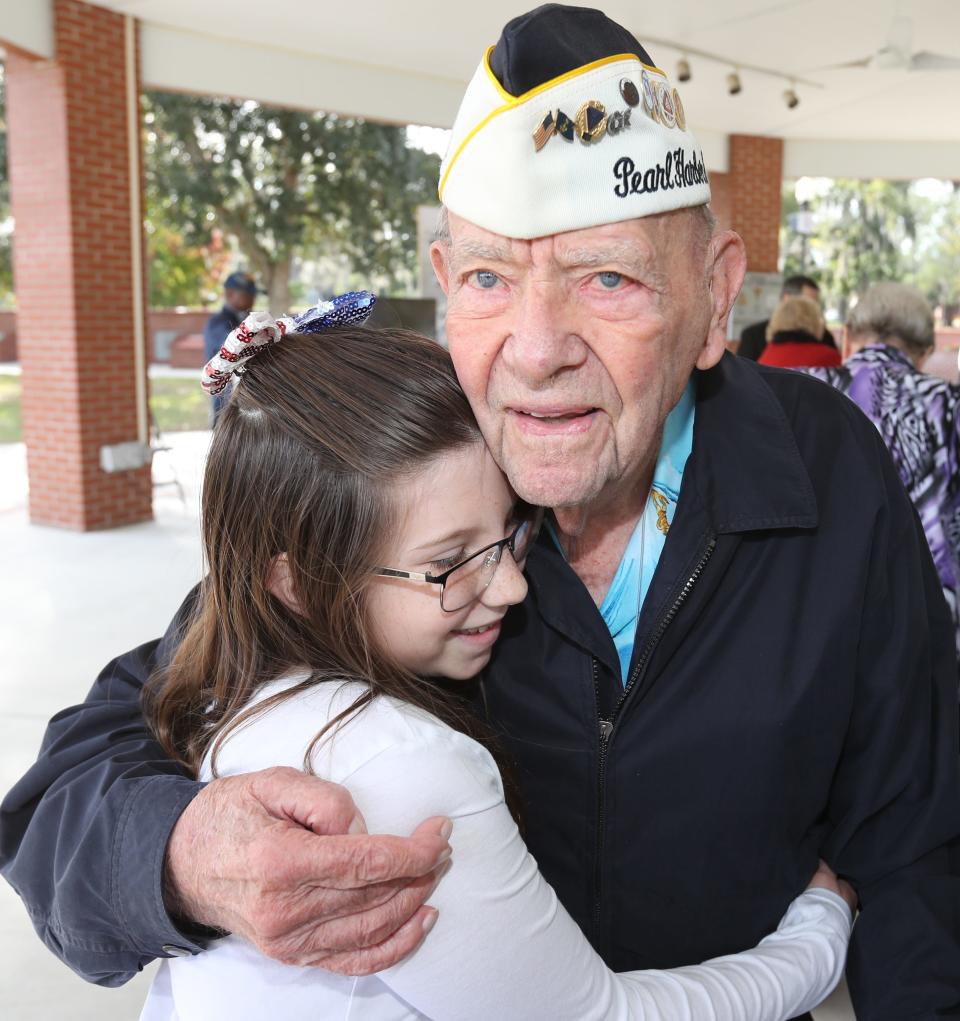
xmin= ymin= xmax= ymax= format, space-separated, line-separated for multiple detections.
xmin=355 ymin=733 xmax=850 ymax=1021
xmin=177 ymin=696 xmax=849 ymax=1021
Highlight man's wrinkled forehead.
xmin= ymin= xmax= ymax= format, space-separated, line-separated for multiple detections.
xmin=445 ymin=210 xmax=676 ymax=278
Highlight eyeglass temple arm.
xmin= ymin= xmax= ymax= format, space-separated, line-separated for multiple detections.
xmin=374 ymin=567 xmax=437 ymax=583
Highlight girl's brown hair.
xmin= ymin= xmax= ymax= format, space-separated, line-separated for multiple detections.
xmin=143 ymin=326 xmax=495 ymax=777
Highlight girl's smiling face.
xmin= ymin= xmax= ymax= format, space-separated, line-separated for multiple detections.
xmin=368 ymin=440 xmax=530 ymax=680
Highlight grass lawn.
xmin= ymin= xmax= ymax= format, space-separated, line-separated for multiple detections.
xmin=150 ymin=376 xmax=210 ymax=433
xmin=0 ymin=375 xmax=22 ymax=444
xmin=0 ymin=373 xmax=210 ymax=443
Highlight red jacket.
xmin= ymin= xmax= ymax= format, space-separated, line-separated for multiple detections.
xmin=758 ymin=329 xmax=842 ymax=369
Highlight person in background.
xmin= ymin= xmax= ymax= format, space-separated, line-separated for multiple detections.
xmin=203 ymin=272 xmax=258 ymax=426
xmin=758 ymin=296 xmax=841 ymax=369
xmin=739 ymin=275 xmax=836 ymax=361
xmin=807 ymin=282 xmax=960 ymax=675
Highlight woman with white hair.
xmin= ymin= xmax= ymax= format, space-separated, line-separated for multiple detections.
xmin=807 ymin=282 xmax=960 ymax=673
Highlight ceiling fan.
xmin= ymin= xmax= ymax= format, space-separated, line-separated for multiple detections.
xmin=824 ymin=10 xmax=960 ymax=72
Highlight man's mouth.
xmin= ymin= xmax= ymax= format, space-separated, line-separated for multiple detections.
xmin=515 ymin=406 xmax=596 ymax=419
xmin=508 ymin=407 xmax=599 ymax=434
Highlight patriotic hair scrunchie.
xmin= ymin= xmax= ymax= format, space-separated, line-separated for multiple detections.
xmin=201 ymin=290 xmax=377 ymax=397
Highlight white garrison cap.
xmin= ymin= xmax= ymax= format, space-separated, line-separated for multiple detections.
xmin=439 ymin=5 xmax=710 ymax=239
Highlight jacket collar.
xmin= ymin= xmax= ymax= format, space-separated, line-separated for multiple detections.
xmin=851 ymin=342 xmax=916 ymax=372
xmin=770 ymin=328 xmax=824 ymax=346
xmin=690 ymin=353 xmax=818 ymax=534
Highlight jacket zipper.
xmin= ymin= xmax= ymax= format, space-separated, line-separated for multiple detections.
xmin=593 ymin=534 xmax=718 ymax=937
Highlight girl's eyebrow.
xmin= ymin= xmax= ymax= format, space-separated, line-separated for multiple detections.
xmin=410 ymin=501 xmax=520 ymax=556
xmin=408 ymin=529 xmax=471 ymax=555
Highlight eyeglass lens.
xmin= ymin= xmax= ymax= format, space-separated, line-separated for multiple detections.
xmin=439 ymin=517 xmax=537 ymax=612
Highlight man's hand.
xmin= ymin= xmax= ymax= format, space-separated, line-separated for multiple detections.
xmin=164 ymin=766 xmax=452 ymax=975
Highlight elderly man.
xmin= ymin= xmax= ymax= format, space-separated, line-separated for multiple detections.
xmin=2 ymin=6 xmax=959 ymax=1019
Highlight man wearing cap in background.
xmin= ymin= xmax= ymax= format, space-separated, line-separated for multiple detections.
xmin=2 ymin=6 xmax=959 ymax=1018
xmin=203 ymin=272 xmax=258 ymax=425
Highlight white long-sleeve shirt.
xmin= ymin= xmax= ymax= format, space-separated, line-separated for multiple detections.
xmin=141 ymin=675 xmax=851 ymax=1021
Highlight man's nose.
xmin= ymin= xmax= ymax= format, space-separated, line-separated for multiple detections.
xmin=481 ymin=551 xmax=528 ymax=610
xmin=501 ymin=283 xmax=587 ymax=386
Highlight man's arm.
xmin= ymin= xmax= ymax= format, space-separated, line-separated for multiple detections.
xmin=822 ymin=434 xmax=960 ymax=1019
xmin=0 ymin=595 xmax=450 ymax=986
xmin=0 ymin=636 xmax=203 ymax=984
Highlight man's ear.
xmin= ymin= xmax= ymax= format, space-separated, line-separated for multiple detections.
xmin=266 ymin=554 xmax=302 ymax=614
xmin=430 ymin=241 xmax=452 ymax=295
xmin=696 ymin=230 xmax=747 ymax=371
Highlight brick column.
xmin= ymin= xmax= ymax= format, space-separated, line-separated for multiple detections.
xmin=4 ymin=0 xmax=152 ymax=530
xmin=726 ymin=134 xmax=784 ymax=273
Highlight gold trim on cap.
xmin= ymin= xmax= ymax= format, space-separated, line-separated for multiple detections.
xmin=440 ymin=50 xmax=667 ymax=200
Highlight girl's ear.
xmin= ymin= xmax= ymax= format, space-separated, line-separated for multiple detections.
xmin=266 ymin=553 xmax=302 ymax=613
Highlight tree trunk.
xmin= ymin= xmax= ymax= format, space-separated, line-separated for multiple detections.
xmin=212 ymin=207 xmax=291 ymax=315
xmin=265 ymin=257 xmax=292 ymax=315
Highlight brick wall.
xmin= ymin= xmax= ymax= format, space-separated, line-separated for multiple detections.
xmin=5 ymin=0 xmax=152 ymax=530
xmin=727 ymin=135 xmax=784 ymax=272
xmin=0 ymin=310 xmax=211 ymax=364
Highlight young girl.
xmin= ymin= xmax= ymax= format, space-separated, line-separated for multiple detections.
xmin=140 ymin=293 xmax=853 ymax=1021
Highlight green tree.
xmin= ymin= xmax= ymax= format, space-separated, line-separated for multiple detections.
xmin=911 ymin=184 xmax=960 ymax=324
xmin=143 ymin=92 xmax=439 ymax=312
xmin=781 ymin=179 xmax=920 ymax=320
xmin=146 ymin=218 xmax=213 ymax=308
xmin=781 ymin=178 xmax=960 ymax=324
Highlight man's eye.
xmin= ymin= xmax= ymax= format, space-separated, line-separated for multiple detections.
xmin=597 ymin=271 xmax=623 ymax=289
xmin=470 ymin=270 xmax=500 ymax=289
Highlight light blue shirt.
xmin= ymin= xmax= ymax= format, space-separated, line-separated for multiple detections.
xmin=548 ymin=380 xmax=696 ymax=684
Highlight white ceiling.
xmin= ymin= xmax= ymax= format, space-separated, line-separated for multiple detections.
xmin=3 ymin=0 xmax=960 ymax=175
xmin=98 ymin=0 xmax=960 ymax=141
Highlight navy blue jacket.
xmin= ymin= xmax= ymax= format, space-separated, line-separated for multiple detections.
xmin=202 ymin=305 xmax=243 ymax=362
xmin=2 ymin=355 xmax=960 ymax=1018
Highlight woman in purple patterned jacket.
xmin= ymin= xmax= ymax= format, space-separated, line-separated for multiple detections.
xmin=806 ymin=282 xmax=960 ymax=679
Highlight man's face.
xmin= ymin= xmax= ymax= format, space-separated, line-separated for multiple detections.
xmin=800 ymin=284 xmax=820 ymax=304
xmin=226 ymin=287 xmax=255 ymax=313
xmin=431 ymin=211 xmax=745 ymax=513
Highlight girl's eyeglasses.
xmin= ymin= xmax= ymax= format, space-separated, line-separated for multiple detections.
xmin=374 ymin=506 xmax=544 ymax=612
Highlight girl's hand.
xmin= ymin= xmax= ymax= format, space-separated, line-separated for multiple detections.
xmin=806 ymin=858 xmax=858 ymax=913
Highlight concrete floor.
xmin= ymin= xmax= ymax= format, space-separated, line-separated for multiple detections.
xmin=0 ymin=433 xmax=207 ymax=1020
xmin=0 ymin=431 xmax=855 ymax=1019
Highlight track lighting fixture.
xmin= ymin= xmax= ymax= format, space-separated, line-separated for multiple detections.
xmin=640 ymin=35 xmax=825 ymax=107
